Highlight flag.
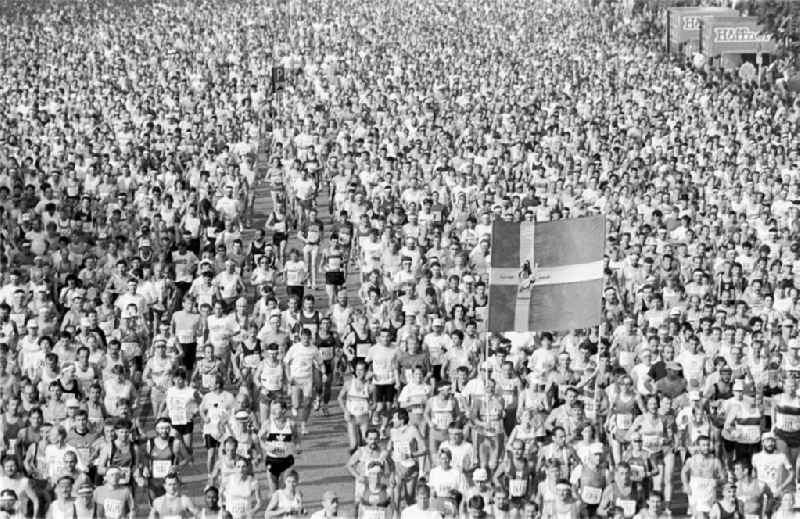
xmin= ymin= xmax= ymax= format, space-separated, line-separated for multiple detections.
xmin=487 ymin=216 xmax=605 ymax=332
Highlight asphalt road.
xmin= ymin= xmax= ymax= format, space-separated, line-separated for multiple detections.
xmin=169 ymin=143 xmax=357 ymax=517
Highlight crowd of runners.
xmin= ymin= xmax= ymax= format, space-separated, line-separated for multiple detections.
xmin=3 ymin=0 xmax=800 ymax=517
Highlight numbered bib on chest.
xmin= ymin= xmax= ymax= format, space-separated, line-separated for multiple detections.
xmin=616 ymin=498 xmax=637 ymax=518
xmin=776 ymin=411 xmax=800 ymax=432
xmin=236 ymin=442 xmax=252 ymax=458
xmin=643 ymin=434 xmax=661 ymax=451
xmin=360 ymin=506 xmax=387 ymax=519
xmin=616 ymin=414 xmax=632 ymax=429
xmin=227 ymin=497 xmax=249 ymax=518
xmin=738 ymin=425 xmax=761 ymax=443
xmin=152 ymin=459 xmax=172 ymax=479
xmin=121 ymin=342 xmax=139 ymax=357
xmin=509 ymin=477 xmax=527 ymax=497
xmin=433 ymin=411 xmax=451 ymax=430
xmin=320 ymin=347 xmax=334 ymax=361
xmin=168 ymin=399 xmax=188 ymax=424
xmin=202 ymin=373 xmax=216 ymax=389
xmin=104 ymin=500 xmax=123 ymax=519
xmin=356 ymin=342 xmax=371 ymax=357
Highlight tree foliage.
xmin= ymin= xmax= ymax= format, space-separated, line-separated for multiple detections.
xmin=752 ymin=0 xmax=800 ymax=49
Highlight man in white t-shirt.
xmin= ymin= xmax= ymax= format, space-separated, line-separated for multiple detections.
xmin=366 ymin=328 xmax=400 ymax=435
xmin=284 ymin=328 xmax=325 ymax=434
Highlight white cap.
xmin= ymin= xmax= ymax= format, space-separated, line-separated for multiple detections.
xmin=473 ymin=468 xmax=488 ymax=482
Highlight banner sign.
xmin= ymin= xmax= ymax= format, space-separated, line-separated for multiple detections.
xmin=665 ymin=7 xmax=738 ymax=53
xmin=271 ymin=65 xmax=286 ymax=92
xmin=700 ymin=16 xmax=777 ymax=56
xmin=487 ymin=216 xmax=605 ymax=333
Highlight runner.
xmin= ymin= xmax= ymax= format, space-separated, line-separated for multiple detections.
xmin=264 ymin=470 xmax=304 ymax=519
xmin=144 ymin=417 xmax=189 ymax=501
xmin=148 ymin=473 xmax=198 ymax=519
xmin=338 ymin=360 xmax=373 ymax=453
xmin=387 ymin=408 xmax=426 ymax=506
xmin=163 ymin=367 xmax=200 ymax=460
xmin=259 ymin=400 xmax=300 ymax=494
xmin=284 ymin=328 xmax=325 ymax=435
xmin=222 ymin=457 xmax=262 ymax=519
xmin=680 ymin=435 xmax=726 ymax=519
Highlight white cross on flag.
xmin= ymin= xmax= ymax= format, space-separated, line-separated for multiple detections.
xmin=487 ymin=216 xmax=606 ymax=332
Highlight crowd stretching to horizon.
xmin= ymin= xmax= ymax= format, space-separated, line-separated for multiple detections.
xmin=2 ymin=0 xmax=800 ymax=518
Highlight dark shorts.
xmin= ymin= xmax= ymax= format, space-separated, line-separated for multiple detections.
xmin=204 ymin=434 xmax=220 ymax=449
xmin=273 ymin=232 xmax=287 ymax=245
xmin=260 ymin=389 xmax=284 ymax=404
xmin=265 ymin=455 xmax=295 ymax=478
xmin=173 ymin=422 xmax=193 ymax=436
xmin=180 ymin=342 xmax=197 ymax=373
xmin=325 ymin=271 xmax=345 ymax=286
xmin=374 ymin=384 xmax=396 ymax=404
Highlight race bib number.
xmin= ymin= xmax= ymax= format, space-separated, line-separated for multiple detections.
xmin=509 ymin=478 xmax=527 ymax=497
xmin=360 ymin=506 xmax=387 ymax=519
xmin=168 ymin=398 xmax=188 ymax=424
xmin=776 ymin=411 xmax=800 ymax=432
xmin=177 ymin=332 xmax=193 ymax=343
xmin=433 ymin=412 xmax=451 ymax=430
xmin=202 ymin=373 xmax=216 ymax=389
xmin=9 ymin=313 xmax=25 ymax=329
xmin=356 ymin=342 xmax=371 ymax=358
xmin=227 ymin=497 xmax=249 ymax=518
xmin=738 ymin=425 xmax=761 ymax=443
xmin=643 ymin=434 xmax=662 ymax=452
xmin=121 ymin=342 xmax=139 ymax=357
xmin=395 ymin=439 xmax=412 ymax=457
xmin=617 ymin=498 xmax=637 ymax=518
xmin=236 ymin=442 xmax=252 ymax=458
xmin=581 ymin=486 xmax=602 ymax=504
xmin=630 ymin=463 xmax=645 ymax=481
xmin=268 ymin=443 xmax=287 ymax=458
xmin=104 ymin=500 xmax=123 ymax=519
xmin=616 ymin=414 xmax=633 ymax=429
xmin=152 ymin=459 xmax=171 ymax=479
xmin=320 ymin=347 xmax=334 ymax=361
xmin=690 ymin=477 xmax=716 ymax=512
xmin=619 ymin=350 xmax=634 ymax=367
